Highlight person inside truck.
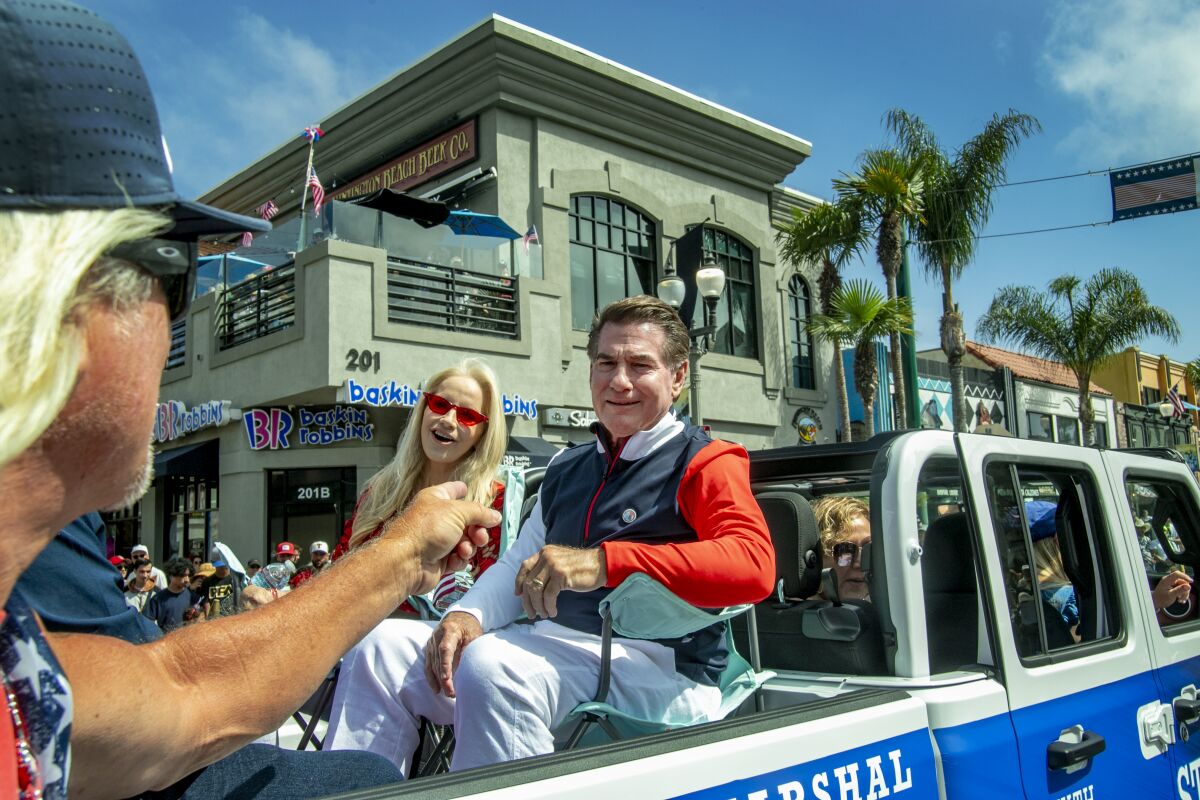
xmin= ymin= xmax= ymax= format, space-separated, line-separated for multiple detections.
xmin=813 ymin=496 xmax=872 ymax=601
xmin=327 ymin=295 xmax=775 ymax=773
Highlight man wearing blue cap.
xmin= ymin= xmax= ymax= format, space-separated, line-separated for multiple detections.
xmin=0 ymin=1 xmax=501 ymax=797
xmin=201 ymin=548 xmax=243 ymax=619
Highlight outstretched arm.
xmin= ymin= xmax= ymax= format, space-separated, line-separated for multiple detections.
xmin=55 ymin=483 xmax=499 ymax=800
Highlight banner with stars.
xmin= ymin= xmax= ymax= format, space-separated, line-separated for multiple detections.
xmin=1110 ymin=156 xmax=1198 ymax=221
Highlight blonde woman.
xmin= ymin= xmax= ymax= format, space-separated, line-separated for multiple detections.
xmin=291 ymin=359 xmax=510 ymax=611
xmin=326 ymin=359 xmax=523 ymax=766
xmin=812 ymin=496 xmax=872 ymax=601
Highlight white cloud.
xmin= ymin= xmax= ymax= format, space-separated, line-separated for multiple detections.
xmin=1043 ymin=0 xmax=1200 ymax=164
xmin=993 ymin=30 xmax=1012 ymax=65
xmin=152 ymin=10 xmax=382 ymax=197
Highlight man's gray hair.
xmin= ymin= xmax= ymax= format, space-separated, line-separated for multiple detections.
xmin=586 ymin=295 xmax=690 ymax=369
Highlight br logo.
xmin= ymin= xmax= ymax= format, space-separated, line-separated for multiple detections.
xmin=244 ymin=408 xmax=294 ymax=450
xmin=792 ymin=406 xmax=822 ymax=446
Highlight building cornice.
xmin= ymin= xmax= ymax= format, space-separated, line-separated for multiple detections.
xmin=198 ymin=15 xmax=812 ymax=216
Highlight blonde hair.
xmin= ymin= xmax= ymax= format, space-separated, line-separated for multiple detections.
xmin=812 ymin=495 xmax=870 ymax=557
xmin=1033 ymin=537 xmax=1071 ymax=587
xmin=0 ymin=208 xmax=168 ymax=469
xmin=350 ymin=358 xmax=508 ymax=546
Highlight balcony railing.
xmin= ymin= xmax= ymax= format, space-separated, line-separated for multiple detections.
xmin=217 ymin=262 xmax=297 ymax=351
xmin=386 ymin=259 xmax=518 ymax=339
xmin=165 ymin=318 xmax=187 ymax=370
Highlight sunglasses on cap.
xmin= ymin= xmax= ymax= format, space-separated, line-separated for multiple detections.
xmin=106 ymin=238 xmax=198 ymax=321
xmin=423 ymin=392 xmax=488 ymax=427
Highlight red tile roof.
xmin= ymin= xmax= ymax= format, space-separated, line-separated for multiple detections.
xmin=965 ymin=341 xmax=1112 ymax=395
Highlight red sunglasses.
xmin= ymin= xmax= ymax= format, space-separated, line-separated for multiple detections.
xmin=423 ymin=392 xmax=489 ymax=427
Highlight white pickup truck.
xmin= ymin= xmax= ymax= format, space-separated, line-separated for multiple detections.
xmin=360 ymin=430 xmax=1200 ymax=800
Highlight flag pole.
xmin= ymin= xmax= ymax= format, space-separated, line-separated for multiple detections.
xmin=296 ymin=137 xmax=316 ymax=251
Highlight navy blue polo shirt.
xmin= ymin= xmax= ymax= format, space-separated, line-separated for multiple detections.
xmin=17 ymin=512 xmax=163 ymax=644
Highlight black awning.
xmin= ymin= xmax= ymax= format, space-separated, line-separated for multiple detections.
xmin=347 ymin=189 xmax=449 ymax=228
xmin=153 ymin=439 xmax=218 ymax=479
xmin=503 ymin=436 xmax=561 ymax=468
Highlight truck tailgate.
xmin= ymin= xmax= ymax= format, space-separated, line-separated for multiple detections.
xmin=353 ymin=689 xmax=940 ymax=800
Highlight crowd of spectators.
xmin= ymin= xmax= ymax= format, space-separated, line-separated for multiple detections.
xmin=107 ymin=541 xmax=304 ymax=631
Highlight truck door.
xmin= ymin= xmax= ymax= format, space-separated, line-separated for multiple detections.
xmin=958 ymin=437 xmax=1172 ymax=799
xmin=1100 ymin=452 xmax=1200 ymax=798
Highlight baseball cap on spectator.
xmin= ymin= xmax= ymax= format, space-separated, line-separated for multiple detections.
xmin=247 ymin=559 xmax=262 ymax=569
xmin=209 ymin=546 xmax=228 ymax=569
xmin=310 ymin=541 xmax=329 ymax=555
xmin=131 ymin=544 xmax=149 ymax=557
xmin=194 ymin=563 xmax=216 ymax=581
xmin=276 ymin=542 xmax=297 ymax=557
xmin=109 ymin=556 xmax=125 ymax=567
xmin=0 ymin=1 xmax=271 ymax=239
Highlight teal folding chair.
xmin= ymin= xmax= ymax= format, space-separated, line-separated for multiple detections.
xmin=561 ymin=573 xmax=774 ymax=749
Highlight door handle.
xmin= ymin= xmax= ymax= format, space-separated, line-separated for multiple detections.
xmin=1047 ymin=730 xmax=1106 ymax=770
xmin=1176 ymin=698 xmax=1200 ymax=726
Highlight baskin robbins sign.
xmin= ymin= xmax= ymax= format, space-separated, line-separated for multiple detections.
xmin=153 ymin=400 xmax=238 ymax=444
xmin=339 ymin=379 xmax=539 ymax=420
xmin=244 ymin=406 xmax=374 ymax=451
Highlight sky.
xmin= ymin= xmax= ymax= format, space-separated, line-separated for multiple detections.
xmin=88 ymin=0 xmax=1200 ymax=361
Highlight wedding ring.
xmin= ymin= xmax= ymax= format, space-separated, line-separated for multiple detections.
xmin=529 ymin=578 xmax=545 ymax=589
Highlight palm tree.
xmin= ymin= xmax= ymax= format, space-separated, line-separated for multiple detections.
xmin=888 ymin=107 xmax=1041 ymax=431
xmin=1184 ymin=358 xmax=1200 ymax=395
xmin=806 ymin=280 xmax=913 ymax=439
xmin=977 ymin=268 xmax=1179 ymax=445
xmin=777 ymin=199 xmax=867 ymax=441
xmin=833 ymin=147 xmax=924 ymax=428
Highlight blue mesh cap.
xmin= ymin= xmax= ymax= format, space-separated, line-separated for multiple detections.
xmin=0 ymin=0 xmax=269 ymax=239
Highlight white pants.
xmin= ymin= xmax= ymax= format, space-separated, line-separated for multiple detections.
xmin=326 ymin=617 xmax=721 ymax=773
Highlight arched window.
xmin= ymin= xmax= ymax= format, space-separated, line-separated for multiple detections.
xmin=569 ymin=196 xmax=656 ymax=330
xmin=788 ymin=275 xmax=815 ymax=390
xmin=698 ymin=227 xmax=757 ymax=359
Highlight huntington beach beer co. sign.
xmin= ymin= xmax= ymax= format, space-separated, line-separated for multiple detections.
xmin=330 ymin=120 xmax=478 ymax=201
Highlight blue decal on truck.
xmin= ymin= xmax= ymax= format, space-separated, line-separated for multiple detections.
xmin=671 ymin=728 xmax=936 ymax=800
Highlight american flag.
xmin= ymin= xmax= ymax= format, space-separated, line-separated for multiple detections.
xmin=302 ymin=125 xmax=325 ymax=142
xmin=1110 ymin=156 xmax=1199 ymax=221
xmin=307 ymin=169 xmax=326 ymax=216
xmin=1169 ymin=384 xmax=1186 ymax=418
xmin=240 ymin=231 xmax=253 ymax=247
xmin=522 ymin=225 xmax=539 ymax=254
xmin=257 ymin=200 xmax=279 ymax=221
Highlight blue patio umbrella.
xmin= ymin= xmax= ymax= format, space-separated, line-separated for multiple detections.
xmin=444 ymin=209 xmax=521 ymax=239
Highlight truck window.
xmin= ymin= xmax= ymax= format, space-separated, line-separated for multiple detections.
xmin=917 ymin=459 xmax=986 ymax=673
xmin=1124 ymin=477 xmax=1199 ymax=631
xmin=984 ymin=462 xmax=1122 ymax=661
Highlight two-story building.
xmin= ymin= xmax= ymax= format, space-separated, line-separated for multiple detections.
xmin=114 ymin=16 xmax=838 ymax=564
xmin=916 ymin=341 xmax=1116 ymax=445
xmin=1092 ymin=347 xmax=1198 ymax=460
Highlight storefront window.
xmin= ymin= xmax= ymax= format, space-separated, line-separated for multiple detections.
xmin=164 ymin=476 xmax=218 ymax=562
xmin=1093 ymin=422 xmax=1108 ymax=448
xmin=102 ymin=502 xmax=142 ymax=558
xmin=1027 ymin=412 xmax=1053 ymax=441
xmin=569 ymin=195 xmax=655 ymax=330
xmin=267 ymin=467 xmax=359 ymax=560
xmin=1055 ymin=415 xmax=1079 ymax=445
xmin=1128 ymin=421 xmax=1146 ymax=448
xmin=787 ymin=275 xmax=815 ymax=389
xmin=698 ymin=227 xmax=758 ymax=359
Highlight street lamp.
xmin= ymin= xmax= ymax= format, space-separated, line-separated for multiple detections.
xmin=657 ymin=248 xmax=726 ymax=427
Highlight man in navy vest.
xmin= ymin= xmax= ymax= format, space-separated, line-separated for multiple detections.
xmin=330 ymin=295 xmax=774 ymax=771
